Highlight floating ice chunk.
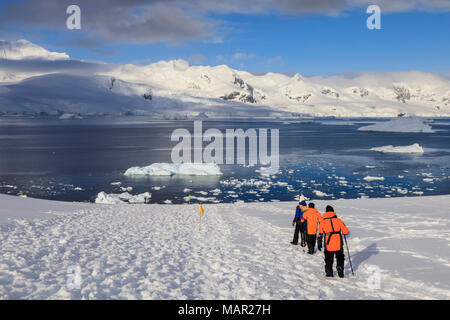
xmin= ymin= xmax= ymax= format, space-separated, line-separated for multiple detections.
xmin=370 ymin=143 xmax=424 ymax=154
xmin=124 ymin=163 xmax=222 ymax=176
xmin=95 ymin=191 xmax=151 ymax=204
xmin=363 ymin=176 xmax=385 ymax=182
xmin=313 ymin=190 xmax=331 ymax=197
xmin=421 ymin=173 xmax=433 ymax=177
xmin=357 ymin=118 xmax=435 ymax=133
xmin=128 ymin=192 xmax=151 ymax=204
xmin=95 ymin=192 xmax=124 ymax=204
xmin=59 ymin=113 xmax=83 ymax=120
xmin=257 ymin=166 xmax=280 ymax=176
xmin=183 ymin=195 xmax=217 ymax=202
xmin=118 ymin=192 xmax=133 ymax=201
xmin=423 ymin=178 xmax=434 ymax=183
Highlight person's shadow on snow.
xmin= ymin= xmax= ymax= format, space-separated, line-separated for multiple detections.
xmin=351 ymin=243 xmax=379 ymax=271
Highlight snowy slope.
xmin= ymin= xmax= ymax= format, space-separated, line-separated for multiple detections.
xmin=0 ymin=194 xmax=449 ymax=299
xmin=1 ymin=39 xmax=450 ymax=118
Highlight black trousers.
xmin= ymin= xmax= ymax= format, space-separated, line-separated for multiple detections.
xmin=324 ymin=248 xmax=345 ymax=276
xmin=292 ymin=222 xmax=306 ymax=245
xmin=306 ymin=234 xmax=317 ymax=254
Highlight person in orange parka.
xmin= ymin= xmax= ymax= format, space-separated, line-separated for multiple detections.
xmin=318 ymin=205 xmax=349 ymax=278
xmin=300 ymin=203 xmax=322 ymax=254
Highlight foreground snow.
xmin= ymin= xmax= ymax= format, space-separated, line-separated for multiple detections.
xmin=370 ymin=143 xmax=424 ymax=154
xmin=124 ymin=163 xmax=223 ymax=176
xmin=0 ymin=194 xmax=449 ymax=300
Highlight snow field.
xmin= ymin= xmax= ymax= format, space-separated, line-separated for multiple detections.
xmin=0 ymin=194 xmax=449 ymax=299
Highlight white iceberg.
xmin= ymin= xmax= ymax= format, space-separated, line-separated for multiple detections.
xmin=370 ymin=143 xmax=424 ymax=154
xmin=95 ymin=191 xmax=152 ymax=204
xmin=124 ymin=163 xmax=222 ymax=176
xmin=313 ymin=190 xmax=331 ymax=197
xmin=59 ymin=113 xmax=83 ymax=120
xmin=95 ymin=191 xmax=125 ymax=204
xmin=363 ymin=176 xmax=385 ymax=182
xmin=357 ymin=118 xmax=435 ymax=133
xmin=128 ymin=192 xmax=152 ymax=204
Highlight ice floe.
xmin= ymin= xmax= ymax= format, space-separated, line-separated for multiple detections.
xmin=357 ymin=118 xmax=435 ymax=133
xmin=124 ymin=163 xmax=222 ymax=176
xmin=363 ymin=176 xmax=385 ymax=182
xmin=370 ymin=143 xmax=424 ymax=154
xmin=95 ymin=191 xmax=151 ymax=204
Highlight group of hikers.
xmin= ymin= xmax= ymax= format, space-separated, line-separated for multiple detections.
xmin=291 ymin=195 xmax=350 ymax=278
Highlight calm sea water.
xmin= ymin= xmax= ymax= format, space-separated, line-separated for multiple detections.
xmin=0 ymin=117 xmax=449 ymax=204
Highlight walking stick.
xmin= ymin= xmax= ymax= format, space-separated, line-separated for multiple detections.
xmin=343 ymin=234 xmax=355 ymax=276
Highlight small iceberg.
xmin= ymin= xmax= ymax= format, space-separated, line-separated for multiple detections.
xmin=363 ymin=176 xmax=385 ymax=182
xmin=313 ymin=190 xmax=331 ymax=197
xmin=95 ymin=191 xmax=151 ymax=204
xmin=59 ymin=113 xmax=83 ymax=120
xmin=124 ymin=163 xmax=222 ymax=176
xmin=370 ymin=143 xmax=424 ymax=154
xmin=357 ymin=118 xmax=435 ymax=133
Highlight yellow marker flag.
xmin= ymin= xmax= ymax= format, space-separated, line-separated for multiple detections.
xmin=200 ymin=204 xmax=205 ymax=215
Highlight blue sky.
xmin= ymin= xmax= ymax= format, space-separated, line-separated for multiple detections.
xmin=0 ymin=0 xmax=449 ymax=75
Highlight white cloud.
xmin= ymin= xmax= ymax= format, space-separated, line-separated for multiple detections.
xmin=188 ymin=53 xmax=205 ymax=64
xmin=232 ymin=52 xmax=256 ymax=60
xmin=267 ymin=56 xmax=284 ymax=65
xmin=0 ymin=0 xmax=448 ymax=48
xmin=0 ymin=39 xmax=69 ymax=60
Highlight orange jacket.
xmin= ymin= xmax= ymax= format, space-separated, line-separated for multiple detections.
xmin=318 ymin=211 xmax=349 ymax=252
xmin=301 ymin=208 xmax=322 ymax=235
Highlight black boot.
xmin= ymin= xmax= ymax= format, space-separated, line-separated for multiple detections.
xmin=325 ymin=266 xmax=333 ymax=277
xmin=337 ymin=266 xmax=344 ymax=278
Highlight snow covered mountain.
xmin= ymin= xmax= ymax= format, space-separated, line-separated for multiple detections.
xmin=0 ymin=39 xmax=449 ymax=118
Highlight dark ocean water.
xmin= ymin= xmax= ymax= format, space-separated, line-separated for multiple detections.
xmin=0 ymin=117 xmax=449 ymax=203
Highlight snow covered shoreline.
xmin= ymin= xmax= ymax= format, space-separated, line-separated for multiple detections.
xmin=0 ymin=193 xmax=449 ymax=300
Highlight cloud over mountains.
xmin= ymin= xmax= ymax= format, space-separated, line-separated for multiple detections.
xmin=1 ymin=0 xmax=449 ymax=47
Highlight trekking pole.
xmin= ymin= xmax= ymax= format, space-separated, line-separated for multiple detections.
xmin=343 ymin=234 xmax=355 ymax=276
